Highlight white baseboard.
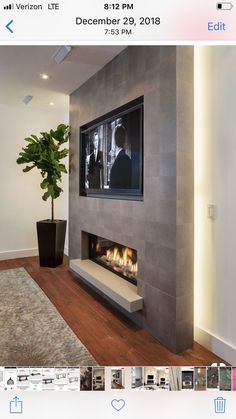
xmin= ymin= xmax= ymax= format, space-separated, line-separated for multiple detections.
xmin=195 ymin=325 xmax=236 ymax=365
xmin=0 ymin=248 xmax=38 ymax=261
xmin=0 ymin=247 xmax=68 ymax=261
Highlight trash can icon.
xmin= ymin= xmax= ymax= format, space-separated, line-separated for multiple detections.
xmin=214 ymin=397 xmax=226 ymax=414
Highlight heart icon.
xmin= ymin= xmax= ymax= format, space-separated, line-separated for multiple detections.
xmin=111 ymin=399 xmax=126 ymax=412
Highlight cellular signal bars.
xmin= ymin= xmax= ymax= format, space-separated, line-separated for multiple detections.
xmin=3 ymin=4 xmax=14 ymax=10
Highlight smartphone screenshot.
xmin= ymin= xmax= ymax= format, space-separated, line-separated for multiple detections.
xmin=0 ymin=0 xmax=235 ymax=417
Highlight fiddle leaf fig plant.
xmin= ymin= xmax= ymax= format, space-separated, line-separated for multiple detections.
xmin=16 ymin=124 xmax=69 ymax=222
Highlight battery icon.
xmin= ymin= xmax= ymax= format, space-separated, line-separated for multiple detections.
xmin=217 ymin=2 xmax=233 ymax=9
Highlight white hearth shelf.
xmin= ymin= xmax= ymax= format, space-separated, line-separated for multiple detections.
xmin=69 ymin=258 xmax=143 ymax=313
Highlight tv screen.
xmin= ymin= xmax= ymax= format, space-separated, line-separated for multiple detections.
xmin=80 ymin=97 xmax=143 ymax=199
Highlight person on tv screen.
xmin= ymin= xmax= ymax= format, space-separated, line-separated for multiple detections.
xmin=110 ymin=125 xmax=132 ymax=189
xmin=87 ymin=132 xmax=104 ymax=189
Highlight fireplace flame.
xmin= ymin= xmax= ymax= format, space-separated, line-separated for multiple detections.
xmin=96 ymin=243 xmax=101 ymax=253
xmin=106 ymin=246 xmax=138 ymax=279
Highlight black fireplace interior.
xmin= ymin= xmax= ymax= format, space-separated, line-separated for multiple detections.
xmin=89 ymin=234 xmax=138 ymax=285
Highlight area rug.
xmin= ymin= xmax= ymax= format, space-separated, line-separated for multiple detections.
xmin=0 ymin=267 xmax=98 ymax=366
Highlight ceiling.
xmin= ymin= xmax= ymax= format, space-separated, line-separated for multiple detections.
xmin=0 ymin=46 xmax=125 ymax=111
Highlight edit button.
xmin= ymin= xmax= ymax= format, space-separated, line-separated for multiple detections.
xmin=208 ymin=21 xmax=226 ymax=31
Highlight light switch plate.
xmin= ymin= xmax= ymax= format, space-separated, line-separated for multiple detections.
xmin=208 ymin=204 xmax=217 ymax=220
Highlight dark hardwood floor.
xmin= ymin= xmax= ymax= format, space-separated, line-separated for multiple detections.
xmin=0 ymin=256 xmax=226 ymax=366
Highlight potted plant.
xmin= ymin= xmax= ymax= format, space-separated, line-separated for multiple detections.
xmin=16 ymin=124 xmax=70 ymax=267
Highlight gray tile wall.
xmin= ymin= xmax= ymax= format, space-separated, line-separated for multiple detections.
xmin=69 ymin=46 xmax=194 ymax=353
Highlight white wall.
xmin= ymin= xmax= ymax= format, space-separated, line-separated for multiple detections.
xmin=0 ymin=103 xmax=69 ymax=260
xmin=194 ymin=46 xmax=236 ymax=364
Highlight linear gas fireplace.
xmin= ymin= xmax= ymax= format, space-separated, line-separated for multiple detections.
xmin=89 ymin=234 xmax=138 ymax=285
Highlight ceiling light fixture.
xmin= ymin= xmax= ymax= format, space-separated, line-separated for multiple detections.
xmin=23 ymin=95 xmax=33 ymax=105
xmin=40 ymin=73 xmax=49 ymax=80
xmin=49 ymin=102 xmax=55 ymax=106
xmin=52 ymin=46 xmax=72 ymax=64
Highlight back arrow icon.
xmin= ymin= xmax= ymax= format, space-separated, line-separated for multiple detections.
xmin=6 ymin=20 xmax=14 ymax=33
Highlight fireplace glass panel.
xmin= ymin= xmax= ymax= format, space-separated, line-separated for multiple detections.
xmin=89 ymin=234 xmax=137 ymax=285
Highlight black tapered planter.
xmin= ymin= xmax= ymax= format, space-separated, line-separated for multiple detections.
xmin=37 ymin=219 xmax=67 ymax=267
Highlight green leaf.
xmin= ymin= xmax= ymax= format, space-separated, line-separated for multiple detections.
xmin=23 ymin=165 xmax=35 ymax=172
xmin=51 ymin=185 xmax=63 ymax=199
xmin=59 ymin=149 xmax=69 ymax=159
xmin=58 ymin=164 xmax=67 ymax=174
xmin=24 ymin=137 xmax=35 ymax=143
xmin=57 ymin=124 xmax=66 ymax=131
xmin=42 ymin=191 xmax=50 ymax=201
xmin=40 ymin=179 xmax=48 ymax=189
xmin=16 ymin=157 xmax=27 ymax=164
xmin=31 ymin=135 xmax=39 ymax=141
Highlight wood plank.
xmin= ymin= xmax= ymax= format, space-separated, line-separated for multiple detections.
xmin=0 ymin=256 xmax=226 ymax=366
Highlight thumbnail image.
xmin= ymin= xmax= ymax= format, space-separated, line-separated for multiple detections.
xmin=207 ymin=367 xmax=219 ymax=390
xmin=17 ymin=368 xmax=30 ymax=390
xmin=0 ymin=367 xmax=4 ymax=391
xmin=219 ymin=367 xmax=231 ymax=391
xmin=42 ymin=368 xmax=55 ymax=391
xmin=194 ymin=367 xmax=206 ymax=391
xmin=29 ymin=368 xmax=42 ymax=391
xmin=67 ymin=368 xmax=80 ymax=391
xmin=55 ymin=368 xmax=68 ymax=391
xmin=93 ymin=367 xmax=105 ymax=391
xmin=155 ymin=367 xmax=169 ymax=390
xmin=131 ymin=367 xmax=144 ymax=389
xmin=80 ymin=367 xmax=92 ymax=391
xmin=232 ymin=368 xmax=236 ymax=391
xmin=169 ymin=367 xmax=182 ymax=391
xmin=111 ymin=368 xmax=125 ymax=390
xmin=181 ymin=367 xmax=194 ymax=390
xmin=143 ymin=367 xmax=157 ymax=390
xmin=4 ymin=367 xmax=17 ymax=390
xmin=143 ymin=367 xmax=169 ymax=391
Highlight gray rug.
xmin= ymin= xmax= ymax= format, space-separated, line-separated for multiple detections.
xmin=0 ymin=267 xmax=98 ymax=366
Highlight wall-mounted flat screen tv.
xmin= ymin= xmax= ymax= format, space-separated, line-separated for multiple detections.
xmin=80 ymin=96 xmax=143 ymax=199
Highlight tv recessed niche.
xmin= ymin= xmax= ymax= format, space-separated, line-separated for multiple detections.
xmin=80 ymin=96 xmax=143 ymax=199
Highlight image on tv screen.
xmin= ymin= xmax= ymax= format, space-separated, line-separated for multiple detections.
xmin=80 ymin=97 xmax=143 ymax=199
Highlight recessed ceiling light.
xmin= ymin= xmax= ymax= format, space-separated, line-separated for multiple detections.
xmin=49 ymin=102 xmax=55 ymax=106
xmin=40 ymin=73 xmax=49 ymax=80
